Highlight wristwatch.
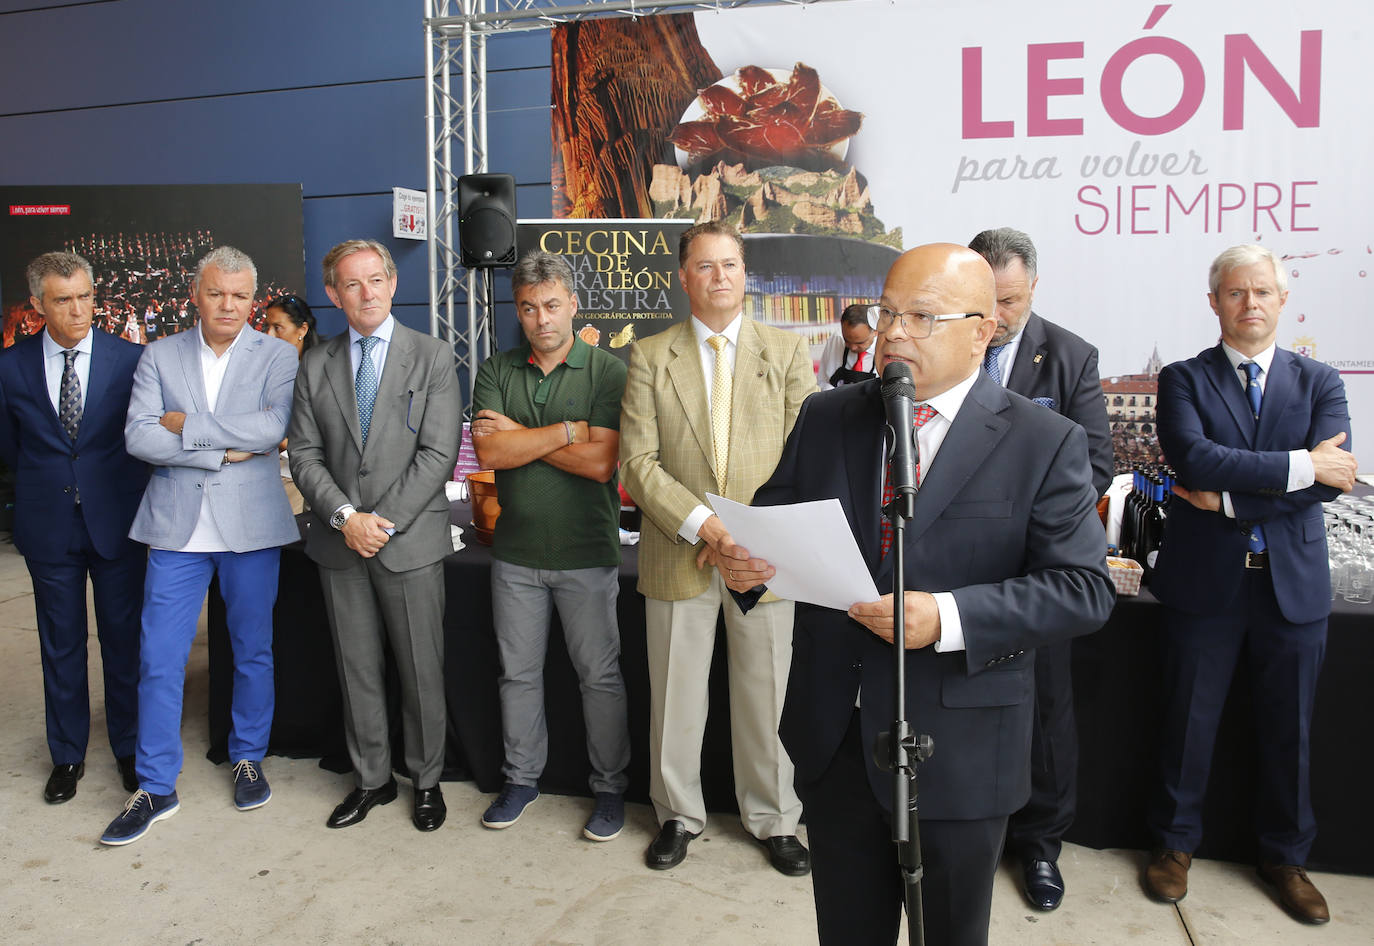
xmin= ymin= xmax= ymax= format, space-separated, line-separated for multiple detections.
xmin=330 ymin=505 xmax=356 ymax=531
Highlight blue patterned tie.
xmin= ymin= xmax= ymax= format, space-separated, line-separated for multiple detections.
xmin=356 ymin=335 xmax=379 ymax=444
xmin=1241 ymin=362 xmax=1265 ymax=551
xmin=58 ymin=350 xmax=82 ymax=442
xmin=982 ymin=343 xmax=1006 ymax=385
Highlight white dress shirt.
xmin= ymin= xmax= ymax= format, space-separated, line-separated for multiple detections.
xmin=348 ymin=314 xmax=395 ymax=382
xmin=1217 ymin=342 xmax=1314 ymax=519
xmin=679 ymin=313 xmax=743 ymax=543
xmin=815 ymin=332 xmax=877 ymax=391
xmin=176 ymin=326 xmax=246 ymax=553
xmin=41 ymin=328 xmax=93 ymax=415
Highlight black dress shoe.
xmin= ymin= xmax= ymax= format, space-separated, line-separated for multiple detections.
xmin=412 ymin=785 xmax=446 ymax=832
xmin=326 ymin=779 xmax=398 ymax=828
xmin=759 ymin=835 xmax=811 ymax=876
xmin=44 ymin=762 xmax=84 ymax=804
xmin=645 ymin=819 xmax=699 ymax=870
xmin=1023 ymin=859 xmax=1065 ymax=911
xmin=116 ymin=756 xmax=138 ymax=793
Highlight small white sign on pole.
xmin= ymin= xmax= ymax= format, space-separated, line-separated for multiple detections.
xmin=392 ymin=187 xmax=427 ymax=240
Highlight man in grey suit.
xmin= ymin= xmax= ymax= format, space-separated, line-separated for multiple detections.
xmin=100 ymin=246 xmax=300 ymax=846
xmin=288 ymin=240 xmax=461 ymax=833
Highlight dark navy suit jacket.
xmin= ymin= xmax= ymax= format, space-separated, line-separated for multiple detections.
xmin=0 ymin=329 xmax=148 ymax=562
xmin=1006 ymin=312 xmax=1114 ymax=497
xmin=757 ymin=373 xmax=1115 ymax=820
xmin=1151 ymin=345 xmax=1350 ymax=624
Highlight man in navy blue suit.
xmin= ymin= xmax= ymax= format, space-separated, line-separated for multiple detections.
xmin=1147 ymin=243 xmax=1356 ymax=924
xmin=969 ymin=227 xmax=1113 ymax=912
xmin=0 ymin=251 xmax=148 ymax=805
xmin=716 ymin=243 xmax=1114 ymax=945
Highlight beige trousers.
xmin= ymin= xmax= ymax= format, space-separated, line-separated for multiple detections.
xmin=644 ymin=569 xmax=802 ymax=838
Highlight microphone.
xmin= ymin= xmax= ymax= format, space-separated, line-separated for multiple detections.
xmin=881 ymin=362 xmax=918 ymax=515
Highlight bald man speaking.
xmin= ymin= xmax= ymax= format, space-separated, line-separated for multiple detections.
xmin=718 ymin=244 xmax=1114 ymax=945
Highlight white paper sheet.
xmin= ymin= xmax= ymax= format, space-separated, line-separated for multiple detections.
xmin=707 ymin=493 xmax=879 ymax=611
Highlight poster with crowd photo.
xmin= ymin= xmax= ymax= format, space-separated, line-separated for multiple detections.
xmin=550 ymin=1 xmax=1374 ymax=469
xmin=516 ymin=219 xmax=693 ymax=362
xmin=1 ymin=184 xmax=304 ymax=348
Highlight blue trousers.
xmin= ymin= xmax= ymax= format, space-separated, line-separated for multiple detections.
xmin=136 ymin=548 xmax=279 ymax=794
xmin=1151 ymin=569 xmax=1327 ymax=865
xmin=26 ymin=505 xmax=144 ymax=765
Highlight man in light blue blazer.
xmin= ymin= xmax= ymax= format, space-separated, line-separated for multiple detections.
xmin=99 ymin=247 xmax=300 ymax=846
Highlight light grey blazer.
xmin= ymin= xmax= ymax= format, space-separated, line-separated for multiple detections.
xmin=124 ymin=325 xmax=301 ymax=552
xmin=287 ymin=321 xmax=461 ymax=572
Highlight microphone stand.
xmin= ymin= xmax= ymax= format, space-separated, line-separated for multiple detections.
xmin=876 ymin=437 xmax=934 ymax=946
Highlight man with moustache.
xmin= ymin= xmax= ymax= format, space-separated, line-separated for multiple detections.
xmin=289 ymin=240 xmax=461 ymax=833
xmin=969 ymin=226 xmax=1113 ymax=911
xmin=1145 ymin=244 xmax=1355 ymax=924
xmin=716 ymin=244 xmax=1114 ymax=944
xmin=101 ymin=246 xmax=300 ymax=845
xmin=470 ymin=250 xmax=631 ymax=841
xmin=0 ymin=251 xmax=147 ymax=805
xmin=619 ymin=220 xmax=816 ymax=873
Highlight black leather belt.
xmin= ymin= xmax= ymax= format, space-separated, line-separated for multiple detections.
xmin=1245 ymin=550 xmax=1269 ymax=570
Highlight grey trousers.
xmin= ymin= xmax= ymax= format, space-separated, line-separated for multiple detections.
xmin=491 ymin=560 xmax=630 ymax=794
xmin=318 ymin=557 xmax=447 ymax=790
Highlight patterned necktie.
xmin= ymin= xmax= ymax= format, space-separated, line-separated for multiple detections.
xmin=356 ymin=335 xmax=380 ymax=444
xmin=880 ymin=404 xmax=938 ymax=558
xmin=59 ymin=349 xmax=82 ymax=442
xmin=707 ymin=335 xmax=732 ymax=493
xmin=982 ymin=343 xmax=1006 ymax=386
xmin=1241 ymin=362 xmax=1266 ymax=551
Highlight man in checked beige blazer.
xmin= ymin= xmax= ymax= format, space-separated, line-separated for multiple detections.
xmin=619 ymin=221 xmax=817 ymax=874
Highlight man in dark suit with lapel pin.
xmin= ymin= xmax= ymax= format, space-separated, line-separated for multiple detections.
xmin=968 ymin=227 xmax=1113 ymax=911
xmin=99 ymin=246 xmax=301 ymax=846
xmin=717 ymin=243 xmax=1114 ymax=945
xmin=0 ymin=251 xmax=148 ymax=805
xmin=289 ymin=239 xmax=461 ymax=833
xmin=1145 ymin=244 xmax=1355 ymax=924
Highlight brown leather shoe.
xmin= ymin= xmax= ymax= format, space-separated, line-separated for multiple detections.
xmin=1144 ymin=848 xmax=1191 ymax=902
xmin=1258 ymin=863 xmax=1330 ymax=924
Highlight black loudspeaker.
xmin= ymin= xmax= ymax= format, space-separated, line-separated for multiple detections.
xmin=458 ymin=173 xmax=517 ymax=268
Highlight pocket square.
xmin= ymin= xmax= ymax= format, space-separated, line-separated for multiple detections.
xmin=1031 ymin=396 xmax=1057 ymax=410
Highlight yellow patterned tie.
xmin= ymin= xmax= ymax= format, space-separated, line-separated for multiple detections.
xmin=708 ymin=334 xmax=732 ymax=493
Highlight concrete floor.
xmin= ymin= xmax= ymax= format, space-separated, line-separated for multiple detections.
xmin=0 ymin=539 xmax=1369 ymax=945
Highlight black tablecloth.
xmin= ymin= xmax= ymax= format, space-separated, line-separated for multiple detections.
xmin=208 ymin=518 xmax=1373 ymax=875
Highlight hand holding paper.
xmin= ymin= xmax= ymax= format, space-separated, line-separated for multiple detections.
xmin=706 ymin=493 xmax=880 ymax=611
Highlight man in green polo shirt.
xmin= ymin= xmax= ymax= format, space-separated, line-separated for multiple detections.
xmin=470 ymin=250 xmax=631 ymax=842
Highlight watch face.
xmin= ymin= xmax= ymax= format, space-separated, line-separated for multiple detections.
xmin=330 ymin=510 xmax=347 ymax=530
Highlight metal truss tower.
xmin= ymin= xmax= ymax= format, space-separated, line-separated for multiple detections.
xmin=424 ymin=0 xmax=853 ymax=400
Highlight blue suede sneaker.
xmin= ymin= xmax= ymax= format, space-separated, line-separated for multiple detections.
xmin=100 ymin=789 xmax=180 ymax=846
xmin=232 ymin=759 xmax=272 ymax=811
xmin=583 ymin=792 xmax=625 ymax=842
xmin=480 ymin=782 xmax=539 ymax=829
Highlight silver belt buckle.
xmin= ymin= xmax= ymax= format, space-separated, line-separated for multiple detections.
xmin=1245 ymin=551 xmax=1266 ymax=569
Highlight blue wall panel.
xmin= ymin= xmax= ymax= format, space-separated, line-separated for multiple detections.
xmin=0 ymin=0 xmax=560 ymax=349
xmin=0 ymin=0 xmax=422 ymax=114
xmin=0 ymin=81 xmax=427 ymax=196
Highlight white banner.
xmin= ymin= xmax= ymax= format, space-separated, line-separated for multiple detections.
xmin=693 ymin=0 xmax=1372 ymax=463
